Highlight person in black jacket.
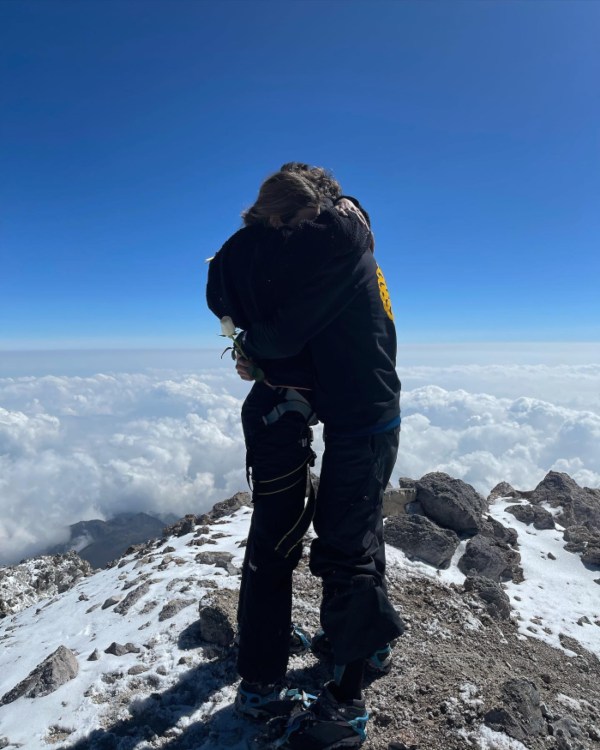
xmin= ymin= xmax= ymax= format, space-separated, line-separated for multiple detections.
xmin=207 ymin=165 xmax=403 ymax=750
xmin=207 ymin=166 xmax=361 ymax=705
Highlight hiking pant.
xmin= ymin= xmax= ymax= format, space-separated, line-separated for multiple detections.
xmin=310 ymin=426 xmax=403 ymax=667
xmin=236 ymin=382 xmax=315 ymax=684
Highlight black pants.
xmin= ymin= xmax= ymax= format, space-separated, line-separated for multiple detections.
xmin=237 ymin=383 xmax=314 ymax=684
xmin=310 ymin=427 xmax=403 ymax=666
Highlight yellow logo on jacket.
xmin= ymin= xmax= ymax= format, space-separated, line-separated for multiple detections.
xmin=376 ymin=266 xmax=394 ymax=321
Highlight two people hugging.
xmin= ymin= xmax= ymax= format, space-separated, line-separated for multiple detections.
xmin=206 ymin=162 xmax=402 ymax=750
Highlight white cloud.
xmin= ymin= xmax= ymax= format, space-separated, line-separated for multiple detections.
xmin=0 ymin=362 xmax=599 ymax=565
xmin=396 ymin=385 xmax=600 ymax=493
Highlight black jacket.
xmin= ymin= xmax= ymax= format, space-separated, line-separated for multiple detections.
xmin=206 ymin=207 xmax=372 ymax=392
xmin=238 ymin=212 xmax=401 ymax=433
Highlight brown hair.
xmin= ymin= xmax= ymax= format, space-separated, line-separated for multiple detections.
xmin=280 ymin=162 xmax=342 ymax=202
xmin=242 ymin=171 xmax=320 ymax=227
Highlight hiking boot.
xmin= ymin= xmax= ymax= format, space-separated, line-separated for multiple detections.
xmin=289 ymin=623 xmax=312 ymax=655
xmin=311 ymin=628 xmax=392 ymax=676
xmin=272 ymin=682 xmax=369 ymax=749
xmin=310 ymin=627 xmax=333 ymax=660
xmin=235 ymin=679 xmax=316 ymax=720
xmin=365 ymin=644 xmax=392 ymax=675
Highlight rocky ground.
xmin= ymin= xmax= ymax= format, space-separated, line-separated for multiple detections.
xmin=0 ymin=473 xmax=598 ymax=750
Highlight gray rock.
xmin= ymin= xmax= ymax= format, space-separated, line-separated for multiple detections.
xmin=197 ymin=491 xmax=252 ymax=525
xmin=105 ymin=641 xmax=140 ymax=656
xmin=484 ymin=678 xmax=544 ymax=742
xmin=0 ymin=551 xmax=93 ymax=619
xmin=87 ymin=649 xmax=101 ymax=661
xmin=463 ymin=576 xmax=512 ymax=620
xmin=565 ymin=541 xmax=587 ymax=554
xmin=458 ymin=535 xmax=522 ymax=582
xmin=488 ymin=481 xmax=521 ymax=502
xmin=197 ymin=603 xmax=235 ymax=646
xmin=529 ymin=471 xmax=600 ymax=531
xmin=114 ymin=581 xmax=151 ymax=615
xmin=195 ymin=550 xmax=239 ymax=574
xmin=158 ymin=598 xmax=195 ymax=621
xmin=416 ymin=473 xmax=486 ymax=535
xmin=505 ymin=503 xmax=555 ymax=530
xmin=0 ymin=646 xmax=78 ymax=704
xmin=101 ymin=595 xmax=122 ymax=609
xmin=127 ymin=665 xmax=149 ymax=675
xmin=581 ymin=546 xmax=600 ymax=567
xmin=552 ymin=716 xmax=585 ymax=750
xmin=563 ymin=525 xmax=594 ymax=544
xmin=162 ymin=514 xmax=199 ymax=538
xmin=384 ymin=514 xmax=460 ymax=569
xmin=480 ymin=515 xmax=518 ymax=547
xmin=398 ymin=477 xmax=417 ymax=489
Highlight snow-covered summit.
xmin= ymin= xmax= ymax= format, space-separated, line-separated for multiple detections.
xmin=0 ymin=473 xmax=598 ymax=750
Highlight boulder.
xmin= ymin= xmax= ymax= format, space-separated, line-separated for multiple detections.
xmin=458 ymin=535 xmax=522 ymax=582
xmin=195 ymin=550 xmax=239 ymax=575
xmin=384 ymin=514 xmax=460 ymax=569
xmin=463 ymin=576 xmax=512 ymax=620
xmin=197 ymin=492 xmax=252 ymax=525
xmin=484 ymin=678 xmax=544 ymax=742
xmin=488 ymin=481 xmax=521 ymax=502
xmin=104 ymin=642 xmax=140 ymax=656
xmin=415 ymin=473 xmax=486 ymax=535
xmin=505 ymin=503 xmax=555 ymax=530
xmin=197 ymin=603 xmax=235 ymax=647
xmin=529 ymin=472 xmax=600 ymax=531
xmin=158 ymin=598 xmax=195 ymax=621
xmin=581 ymin=546 xmax=600 ymax=568
xmin=114 ymin=581 xmax=151 ymax=615
xmin=563 ymin=525 xmax=594 ymax=544
xmin=0 ymin=646 xmax=78 ymax=705
xmin=163 ymin=514 xmax=199 ymax=538
xmin=480 ymin=516 xmax=518 ymax=547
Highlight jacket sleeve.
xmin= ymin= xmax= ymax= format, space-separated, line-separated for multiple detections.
xmin=206 ymin=251 xmax=226 ymax=319
xmin=241 ymin=253 xmax=363 ymax=360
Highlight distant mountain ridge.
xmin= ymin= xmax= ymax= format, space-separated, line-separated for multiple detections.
xmin=46 ymin=511 xmax=178 ymax=569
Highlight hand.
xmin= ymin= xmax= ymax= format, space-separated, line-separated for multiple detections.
xmin=235 ymin=356 xmax=257 ymax=382
xmin=334 ymin=198 xmax=369 ymax=229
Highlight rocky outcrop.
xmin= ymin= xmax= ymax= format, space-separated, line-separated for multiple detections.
xmin=480 ymin=515 xmax=518 ymax=547
xmin=197 ymin=491 xmax=252 ymax=525
xmin=506 ymin=503 xmax=555 ymax=530
xmin=197 ymin=602 xmax=235 ymax=647
xmin=195 ymin=550 xmax=239 ymax=575
xmin=488 ymin=481 xmax=521 ymax=502
xmin=415 ymin=473 xmax=487 ymax=535
xmin=463 ymin=576 xmax=512 ymax=620
xmin=529 ymin=472 xmax=600 ymax=531
xmin=458 ymin=535 xmax=522 ymax=582
xmin=484 ymin=678 xmax=545 ymax=742
xmin=0 ymin=646 xmax=78 ymax=705
xmin=0 ymin=552 xmax=93 ymax=619
xmin=384 ymin=514 xmax=460 ymax=569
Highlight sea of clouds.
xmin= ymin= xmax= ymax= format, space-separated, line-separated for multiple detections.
xmin=1 ymin=348 xmax=599 ymax=565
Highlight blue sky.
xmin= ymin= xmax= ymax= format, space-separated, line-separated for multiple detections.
xmin=2 ymin=0 xmax=599 ymax=350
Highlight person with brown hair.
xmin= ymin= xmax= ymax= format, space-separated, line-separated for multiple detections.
xmin=207 ymin=164 xmax=402 ymax=749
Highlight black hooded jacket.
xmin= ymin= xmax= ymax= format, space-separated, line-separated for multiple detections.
xmin=207 ymin=207 xmax=371 ymax=390
xmin=207 ymin=207 xmax=400 ymax=431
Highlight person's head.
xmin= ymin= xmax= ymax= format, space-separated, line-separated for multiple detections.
xmin=279 ymin=162 xmax=342 ymax=203
xmin=242 ymin=170 xmax=321 ymax=228
xmin=242 ymin=163 xmax=343 ymax=228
